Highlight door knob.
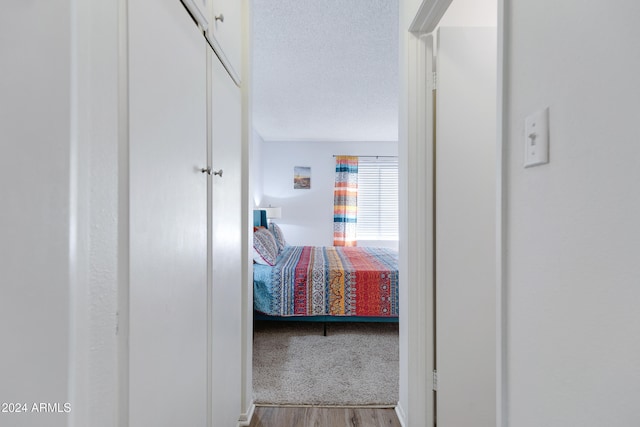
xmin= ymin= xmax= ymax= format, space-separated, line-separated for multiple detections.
xmin=215 ymin=14 xmax=224 ymax=23
xmin=200 ymin=167 xmax=222 ymax=177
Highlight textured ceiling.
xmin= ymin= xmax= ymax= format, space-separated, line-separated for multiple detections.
xmin=252 ymin=0 xmax=399 ymax=142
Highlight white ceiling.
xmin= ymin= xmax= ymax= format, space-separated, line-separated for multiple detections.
xmin=251 ymin=0 xmax=399 ymax=142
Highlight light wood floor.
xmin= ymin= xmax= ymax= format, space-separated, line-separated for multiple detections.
xmin=249 ymin=405 xmax=402 ymax=427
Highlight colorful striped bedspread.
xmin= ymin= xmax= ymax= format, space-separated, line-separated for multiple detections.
xmin=254 ymin=246 xmax=399 ymax=317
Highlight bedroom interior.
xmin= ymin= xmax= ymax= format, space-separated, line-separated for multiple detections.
xmin=250 ymin=0 xmax=400 ymax=407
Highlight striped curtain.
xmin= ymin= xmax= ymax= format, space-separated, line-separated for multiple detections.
xmin=333 ymin=156 xmax=358 ymax=246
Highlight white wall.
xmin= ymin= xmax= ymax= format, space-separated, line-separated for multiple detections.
xmin=73 ymin=1 xmax=121 ymax=426
xmin=258 ymin=140 xmax=398 ymax=247
xmin=1 ymin=4 xmax=72 ymax=425
xmin=0 ymin=3 xmax=121 ymax=427
xmin=505 ymin=1 xmax=640 ymax=426
xmin=252 ymin=129 xmax=265 ymax=206
xmin=1 ymin=5 xmax=73 ymax=427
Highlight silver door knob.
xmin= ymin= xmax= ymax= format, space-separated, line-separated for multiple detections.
xmin=215 ymin=14 xmax=224 ymax=23
xmin=200 ymin=167 xmax=223 ymax=177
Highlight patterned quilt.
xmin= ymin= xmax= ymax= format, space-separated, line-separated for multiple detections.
xmin=256 ymin=246 xmax=399 ymax=317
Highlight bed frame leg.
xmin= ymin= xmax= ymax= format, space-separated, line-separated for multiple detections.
xmin=323 ymin=323 xmax=327 ymax=337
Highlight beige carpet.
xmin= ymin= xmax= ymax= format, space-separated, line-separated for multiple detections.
xmin=252 ymin=321 xmax=399 ymax=406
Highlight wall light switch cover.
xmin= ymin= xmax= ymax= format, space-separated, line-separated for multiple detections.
xmin=524 ymin=107 xmax=549 ymax=168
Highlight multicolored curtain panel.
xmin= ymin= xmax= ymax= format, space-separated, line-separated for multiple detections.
xmin=333 ymin=156 xmax=358 ymax=246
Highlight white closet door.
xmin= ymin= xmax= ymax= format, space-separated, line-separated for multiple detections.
xmin=207 ymin=0 xmax=242 ymax=83
xmin=209 ymin=54 xmax=243 ymax=426
xmin=129 ymin=0 xmax=208 ymax=425
xmin=435 ymin=27 xmax=497 ymax=427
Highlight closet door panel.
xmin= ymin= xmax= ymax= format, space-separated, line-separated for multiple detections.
xmin=206 ymin=0 xmax=242 ymax=83
xmin=129 ymin=0 xmax=208 ymax=425
xmin=210 ymin=55 xmax=243 ymax=425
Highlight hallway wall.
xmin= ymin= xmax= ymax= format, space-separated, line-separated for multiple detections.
xmin=1 ymin=3 xmax=73 ymax=426
xmin=505 ymin=1 xmax=640 ymax=425
xmin=2 ymin=3 xmax=124 ymax=426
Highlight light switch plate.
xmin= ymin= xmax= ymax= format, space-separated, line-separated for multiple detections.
xmin=524 ymin=107 xmax=549 ymax=168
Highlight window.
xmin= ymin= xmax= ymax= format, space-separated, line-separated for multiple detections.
xmin=356 ymin=156 xmax=399 ymax=241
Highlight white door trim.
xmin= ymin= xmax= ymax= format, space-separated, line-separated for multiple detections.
xmin=117 ymin=0 xmax=131 ymax=426
xmin=409 ymin=0 xmax=453 ymax=33
xmin=496 ymin=1 xmax=507 ymax=425
xmin=400 ymin=29 xmax=435 ymax=426
xmin=240 ymin=0 xmax=254 ymax=420
xmin=404 ymin=0 xmax=505 ymax=426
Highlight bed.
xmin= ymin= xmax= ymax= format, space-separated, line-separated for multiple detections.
xmin=253 ymin=210 xmax=398 ymax=323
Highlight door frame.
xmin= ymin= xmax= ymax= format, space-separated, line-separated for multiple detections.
xmin=403 ymin=0 xmax=506 ymax=426
xmin=397 ymin=27 xmax=435 ymax=427
xmin=239 ymin=0 xmax=506 ymax=424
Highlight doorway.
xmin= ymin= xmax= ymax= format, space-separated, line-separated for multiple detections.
xmin=245 ymin=0 xmax=502 ymax=424
xmin=248 ymin=0 xmax=402 ymax=410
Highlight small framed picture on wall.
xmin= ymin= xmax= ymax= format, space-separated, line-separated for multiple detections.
xmin=294 ymin=166 xmax=311 ymax=189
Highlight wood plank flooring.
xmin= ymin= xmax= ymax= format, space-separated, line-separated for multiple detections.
xmin=249 ymin=405 xmax=402 ymax=427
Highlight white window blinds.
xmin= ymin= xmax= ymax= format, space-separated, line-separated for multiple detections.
xmin=356 ymin=156 xmax=399 ymax=241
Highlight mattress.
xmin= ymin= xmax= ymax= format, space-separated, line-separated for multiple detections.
xmin=254 ymin=245 xmax=399 ymax=318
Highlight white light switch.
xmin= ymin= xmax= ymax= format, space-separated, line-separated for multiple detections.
xmin=524 ymin=107 xmax=549 ymax=168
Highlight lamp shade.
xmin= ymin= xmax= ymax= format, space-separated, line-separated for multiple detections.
xmin=264 ymin=206 xmax=282 ymax=220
